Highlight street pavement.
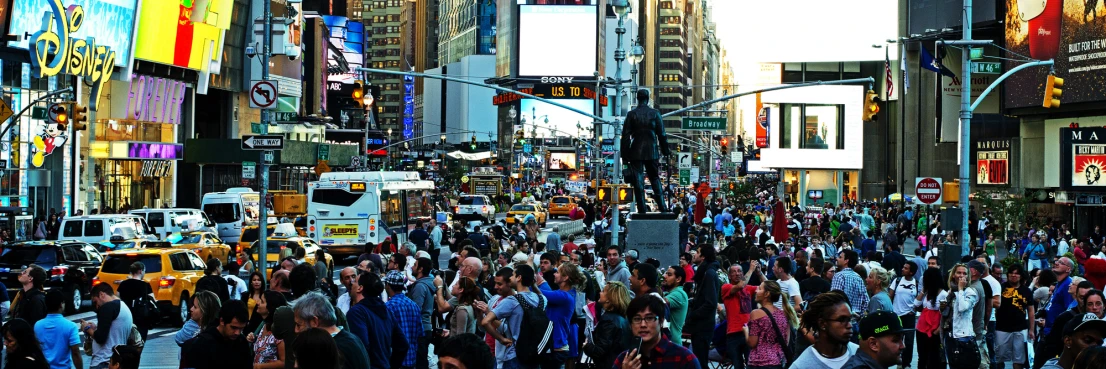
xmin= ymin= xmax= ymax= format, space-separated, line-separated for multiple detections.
xmin=58 ymin=218 xmax=997 ymax=369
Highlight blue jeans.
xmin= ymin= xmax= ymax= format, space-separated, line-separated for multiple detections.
xmin=503 ymin=358 xmax=525 ymax=369
xmin=540 ymin=351 xmax=570 ymax=369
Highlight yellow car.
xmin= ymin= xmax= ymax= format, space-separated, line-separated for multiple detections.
xmin=236 ymin=223 xmax=307 ymax=257
xmin=548 ymin=196 xmax=578 ymax=218
xmin=166 ymin=231 xmax=233 ymax=265
xmin=93 ymin=248 xmax=207 ymax=326
xmin=505 ymin=203 xmax=548 ymax=227
xmin=95 ymin=236 xmax=157 ymax=253
xmin=249 ymin=236 xmax=334 ymax=273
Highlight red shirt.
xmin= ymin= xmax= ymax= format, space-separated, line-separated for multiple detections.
xmin=721 ymin=283 xmax=758 ymax=334
xmin=682 ymin=264 xmax=695 ymax=282
xmin=562 ymin=242 xmax=578 ymax=255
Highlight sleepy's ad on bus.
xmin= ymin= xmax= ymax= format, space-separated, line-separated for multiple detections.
xmin=322 ymin=224 xmax=359 ymax=238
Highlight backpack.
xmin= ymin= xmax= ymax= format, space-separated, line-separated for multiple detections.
xmin=129 ymin=293 xmax=160 ymax=326
xmin=126 ymin=324 xmax=144 ymax=355
xmin=513 ymin=294 xmax=553 ymax=365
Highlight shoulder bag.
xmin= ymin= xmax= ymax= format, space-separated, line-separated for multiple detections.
xmin=759 ymin=307 xmax=795 ymax=367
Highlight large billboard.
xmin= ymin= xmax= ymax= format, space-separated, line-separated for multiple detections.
xmin=1061 ymin=127 xmax=1106 ymax=191
xmin=518 ymin=5 xmax=597 ymax=77
xmin=1005 ymin=0 xmax=1106 ymax=108
xmin=8 ymin=0 xmax=137 ymax=68
xmin=131 ymin=0 xmax=234 ymax=93
xmin=974 ymin=139 xmax=1011 ymax=185
xmin=322 ymin=16 xmax=364 ymax=84
xmin=518 ymin=98 xmax=595 ymax=139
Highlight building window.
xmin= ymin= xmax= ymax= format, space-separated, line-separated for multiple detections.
xmin=659 ymin=16 xmax=680 ymax=24
xmin=660 ymin=1 xmax=674 ymax=9
xmin=779 ymin=103 xmax=845 ymax=150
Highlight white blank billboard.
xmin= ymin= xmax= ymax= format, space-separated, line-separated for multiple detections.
xmin=518 ymin=5 xmax=598 ymax=77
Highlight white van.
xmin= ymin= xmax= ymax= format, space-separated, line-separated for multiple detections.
xmin=201 ymin=188 xmax=262 ymax=244
xmin=127 ymin=208 xmax=217 ymax=239
xmin=59 ymin=215 xmax=157 ymax=244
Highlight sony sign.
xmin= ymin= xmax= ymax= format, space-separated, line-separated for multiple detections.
xmin=540 ymin=77 xmax=574 ymax=84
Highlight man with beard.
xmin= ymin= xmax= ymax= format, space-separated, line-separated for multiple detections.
xmin=840 ymin=311 xmax=910 ymax=369
xmin=662 ymin=266 xmax=688 ymax=341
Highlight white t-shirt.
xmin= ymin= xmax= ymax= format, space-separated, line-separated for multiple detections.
xmin=815 ymin=347 xmax=855 ymax=369
xmin=890 ymin=276 xmax=919 ymax=316
xmin=225 ymin=275 xmax=247 ymax=300
xmin=983 ymin=274 xmax=1002 ymax=322
xmin=774 ymin=275 xmax=801 ymax=309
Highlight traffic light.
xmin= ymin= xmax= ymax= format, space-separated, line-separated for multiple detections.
xmin=470 ymin=135 xmax=477 ymax=150
xmin=1043 ymin=74 xmax=1064 ymax=108
xmin=617 ymin=187 xmax=633 ymax=203
xmin=597 ymin=187 xmax=610 ymax=202
xmin=720 ymin=136 xmax=729 ymax=157
xmin=515 ymin=129 xmax=525 ymax=145
xmin=70 ymin=103 xmax=88 ymax=131
xmin=863 ymin=90 xmax=881 ymax=122
xmin=50 ymin=104 xmax=67 ymax=124
xmin=353 ymin=80 xmax=367 ymax=107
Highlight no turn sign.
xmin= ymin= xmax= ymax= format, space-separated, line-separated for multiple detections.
xmin=915 ymin=177 xmax=943 ymax=205
xmin=250 ymin=80 xmax=279 ymax=109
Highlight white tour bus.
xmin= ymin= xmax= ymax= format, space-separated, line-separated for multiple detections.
xmin=306 ymin=171 xmax=434 ymax=257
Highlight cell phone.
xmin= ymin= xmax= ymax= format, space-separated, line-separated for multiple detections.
xmin=635 ymin=337 xmax=643 ymax=353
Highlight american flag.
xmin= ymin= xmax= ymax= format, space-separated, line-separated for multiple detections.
xmin=885 ymin=48 xmax=894 ymax=98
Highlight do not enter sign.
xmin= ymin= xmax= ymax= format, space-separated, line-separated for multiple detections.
xmin=915 ymin=177 xmax=943 ymax=205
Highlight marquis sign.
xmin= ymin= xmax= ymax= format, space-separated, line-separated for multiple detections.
xmin=29 ymin=0 xmax=115 ymax=111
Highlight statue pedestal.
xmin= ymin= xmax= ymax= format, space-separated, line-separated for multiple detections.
xmin=625 ymin=213 xmax=679 ymax=269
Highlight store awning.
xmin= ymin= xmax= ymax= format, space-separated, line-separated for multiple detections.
xmin=447 ymin=151 xmax=493 ymax=161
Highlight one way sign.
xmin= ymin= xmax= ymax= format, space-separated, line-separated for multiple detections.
xmin=242 ymin=135 xmax=285 ymax=150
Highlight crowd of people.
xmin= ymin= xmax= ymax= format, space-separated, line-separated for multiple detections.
xmin=10 ymin=181 xmax=1106 ymax=369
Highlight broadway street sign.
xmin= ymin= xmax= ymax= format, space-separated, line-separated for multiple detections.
xmin=681 ymin=117 xmax=727 ymax=131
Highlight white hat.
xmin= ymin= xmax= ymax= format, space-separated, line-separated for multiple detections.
xmin=702 ymin=217 xmax=713 ymax=224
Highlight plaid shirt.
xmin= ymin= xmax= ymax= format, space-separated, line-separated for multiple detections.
xmin=612 ymin=338 xmax=699 ymax=369
xmin=831 ymin=267 xmax=869 ymax=314
xmin=387 ymin=293 xmax=424 ymax=367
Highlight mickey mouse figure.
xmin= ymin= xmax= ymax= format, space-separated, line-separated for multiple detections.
xmin=30 ymin=122 xmax=67 ymax=167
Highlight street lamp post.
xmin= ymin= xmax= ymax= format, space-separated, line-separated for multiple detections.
xmin=610 ymin=0 xmax=631 ymax=247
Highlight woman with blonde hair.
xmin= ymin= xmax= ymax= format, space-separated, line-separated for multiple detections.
xmin=747 ymin=280 xmax=799 ymax=368
xmin=582 ymin=281 xmax=632 ymax=369
xmin=866 ymin=265 xmax=895 ymax=313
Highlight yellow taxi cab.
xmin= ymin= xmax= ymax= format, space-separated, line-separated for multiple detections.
xmin=250 ymin=234 xmax=334 ymax=272
xmin=236 ymin=223 xmax=307 ymax=256
xmin=95 ymin=236 xmax=158 ymax=253
xmin=166 ymin=231 xmax=233 ymax=265
xmin=548 ymin=196 xmax=577 ymax=218
xmin=505 ymin=203 xmax=548 ymax=227
xmin=92 ymin=248 xmax=207 ymax=326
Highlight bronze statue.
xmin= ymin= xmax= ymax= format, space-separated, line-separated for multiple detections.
xmin=620 ymin=89 xmax=670 ymax=213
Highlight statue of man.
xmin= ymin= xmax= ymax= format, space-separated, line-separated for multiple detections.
xmin=620 ymin=89 xmax=670 ymax=213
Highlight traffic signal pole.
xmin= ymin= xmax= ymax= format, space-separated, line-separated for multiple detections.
xmin=940 ymin=0 xmax=1054 ymax=253
xmin=259 ymin=0 xmax=273 ymax=283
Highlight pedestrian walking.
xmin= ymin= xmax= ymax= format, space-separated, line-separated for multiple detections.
xmin=247 ymin=291 xmax=288 ymax=369
xmin=34 ymin=289 xmax=82 ymax=369
xmin=3 ymin=319 xmax=49 ymax=369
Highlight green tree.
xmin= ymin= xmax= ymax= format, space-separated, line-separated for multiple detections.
xmin=974 ymin=189 xmax=1035 ymax=237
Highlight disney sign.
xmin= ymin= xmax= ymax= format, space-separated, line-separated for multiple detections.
xmin=28 ymin=0 xmax=115 ymax=111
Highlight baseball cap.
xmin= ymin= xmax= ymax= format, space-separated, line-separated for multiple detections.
xmin=383 ymin=270 xmax=407 ymax=287
xmin=858 ymin=311 xmax=914 ymax=340
xmin=1064 ymin=313 xmax=1106 ymax=336
xmin=967 ymin=260 xmax=987 ymax=275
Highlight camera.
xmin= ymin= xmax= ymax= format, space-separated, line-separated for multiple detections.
xmin=245 ymin=46 xmax=257 ymax=59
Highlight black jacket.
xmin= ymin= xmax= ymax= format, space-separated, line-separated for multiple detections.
xmin=13 ymin=288 xmax=46 ymax=326
xmin=687 ymin=261 xmax=720 ymax=334
xmin=620 ymin=103 xmax=671 ymax=161
xmin=196 ymin=274 xmax=230 ymax=302
xmin=181 ymin=326 xmax=253 ymax=369
xmin=582 ymin=312 xmax=632 ymax=369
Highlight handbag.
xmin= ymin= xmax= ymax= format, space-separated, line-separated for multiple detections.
xmin=759 ymin=308 xmax=795 ymax=367
xmin=944 ymin=333 xmax=980 ymax=369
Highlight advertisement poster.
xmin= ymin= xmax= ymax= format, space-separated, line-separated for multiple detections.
xmin=975 ymin=139 xmax=1011 ymax=185
xmin=322 ymin=16 xmax=364 ymax=84
xmin=977 ymin=151 xmax=1009 ymax=185
xmin=517 ymin=5 xmax=597 ymax=77
xmin=548 ymin=152 xmax=577 ymax=171
xmin=8 ymin=0 xmax=137 ymax=67
xmin=1073 ymin=144 xmax=1106 ymax=187
xmin=756 ymin=107 xmax=770 ymax=148
xmin=939 ymin=48 xmax=999 ymax=142
xmin=322 ymin=224 xmax=359 ymax=238
xmin=1005 ymin=0 xmax=1106 ymax=108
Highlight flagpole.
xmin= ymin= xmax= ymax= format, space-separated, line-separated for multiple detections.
xmin=899 ymin=43 xmax=907 ymax=198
